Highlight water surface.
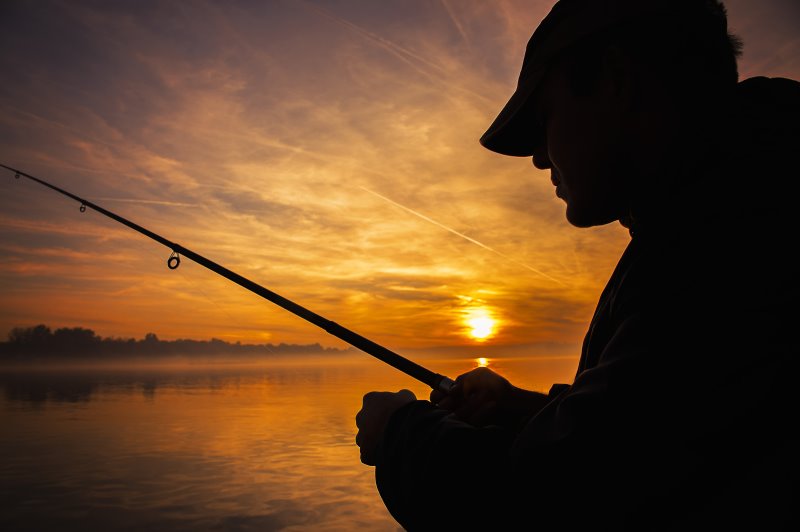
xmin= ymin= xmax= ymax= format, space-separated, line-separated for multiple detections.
xmin=0 ymin=354 xmax=576 ymax=531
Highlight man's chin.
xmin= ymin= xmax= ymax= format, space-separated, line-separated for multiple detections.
xmin=566 ymin=207 xmax=619 ymax=228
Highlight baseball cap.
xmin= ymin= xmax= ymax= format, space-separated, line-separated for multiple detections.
xmin=479 ymin=0 xmax=720 ymax=156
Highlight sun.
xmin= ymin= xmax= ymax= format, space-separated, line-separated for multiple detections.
xmin=463 ymin=307 xmax=497 ymax=341
xmin=468 ymin=316 xmax=494 ymax=340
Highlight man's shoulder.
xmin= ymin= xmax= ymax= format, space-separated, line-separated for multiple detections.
xmin=737 ymin=75 xmax=800 ymax=95
xmin=688 ymin=75 xmax=800 ymax=228
xmin=732 ymin=76 xmax=800 ymax=140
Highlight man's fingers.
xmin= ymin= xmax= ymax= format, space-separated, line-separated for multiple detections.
xmin=468 ymin=401 xmax=499 ymax=427
xmin=432 ymin=381 xmax=462 ymax=409
xmin=356 ymin=424 xmax=375 ymax=465
xmin=451 ymin=390 xmax=499 ymax=425
xmin=397 ymin=389 xmax=416 ymax=402
xmin=453 ymin=393 xmax=485 ymax=423
xmin=361 ymin=390 xmax=379 ymax=407
xmin=437 ymin=395 xmax=457 ymax=410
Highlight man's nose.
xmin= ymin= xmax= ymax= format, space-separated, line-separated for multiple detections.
xmin=531 ymin=150 xmax=551 ymax=170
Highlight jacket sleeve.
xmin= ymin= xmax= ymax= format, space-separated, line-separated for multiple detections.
xmin=374 ymin=400 xmax=518 ymax=530
xmin=373 ymin=385 xmax=575 ymax=530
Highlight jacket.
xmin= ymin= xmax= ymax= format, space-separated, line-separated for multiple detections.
xmin=373 ymin=77 xmax=800 ymax=531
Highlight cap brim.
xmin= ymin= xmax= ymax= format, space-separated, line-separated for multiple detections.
xmin=479 ymin=68 xmax=545 ymax=157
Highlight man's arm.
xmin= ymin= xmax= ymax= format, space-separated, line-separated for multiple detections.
xmin=356 ymin=368 xmax=559 ymax=530
xmin=356 ymin=314 xmax=719 ymax=530
xmin=374 ymin=400 xmax=519 ymax=530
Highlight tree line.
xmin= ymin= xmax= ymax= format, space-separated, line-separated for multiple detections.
xmin=0 ymin=324 xmax=349 ymax=360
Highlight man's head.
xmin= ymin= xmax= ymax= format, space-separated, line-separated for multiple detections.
xmin=482 ymin=0 xmax=742 ymax=227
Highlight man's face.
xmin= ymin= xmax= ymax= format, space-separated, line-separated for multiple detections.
xmin=529 ymin=60 xmax=633 ymax=228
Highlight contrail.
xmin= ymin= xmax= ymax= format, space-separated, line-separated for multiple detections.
xmin=359 ymin=186 xmax=563 ymax=285
xmin=293 ymin=0 xmax=492 ymax=106
xmin=92 ymin=197 xmax=197 ymax=208
xmin=296 ymin=0 xmax=445 ymax=75
xmin=439 ymin=0 xmax=469 ymax=43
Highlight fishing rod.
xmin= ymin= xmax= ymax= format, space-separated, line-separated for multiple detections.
xmin=2 ymin=163 xmax=455 ymax=393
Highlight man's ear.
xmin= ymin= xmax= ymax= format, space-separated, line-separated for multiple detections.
xmin=600 ymin=45 xmax=635 ymax=103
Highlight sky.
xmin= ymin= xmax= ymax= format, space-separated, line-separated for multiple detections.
xmin=1 ymin=0 xmax=798 ymax=357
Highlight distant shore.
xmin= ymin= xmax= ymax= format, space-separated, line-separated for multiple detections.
xmin=0 ymin=324 xmax=349 ymax=362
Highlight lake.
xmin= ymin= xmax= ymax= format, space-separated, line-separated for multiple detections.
xmin=0 ymin=353 xmax=577 ymax=531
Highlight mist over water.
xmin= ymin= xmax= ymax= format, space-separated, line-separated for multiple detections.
xmin=1 ymin=352 xmax=576 ymax=531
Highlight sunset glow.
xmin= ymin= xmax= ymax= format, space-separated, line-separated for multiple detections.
xmin=0 ymin=0 xmax=797 ymax=356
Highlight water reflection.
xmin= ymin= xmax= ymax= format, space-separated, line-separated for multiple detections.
xmin=2 ymin=372 xmax=98 ymax=404
xmin=0 ymin=363 xmax=357 ymax=406
xmin=0 ymin=354 xmax=577 ymax=531
xmin=1 ymin=357 xmax=436 ymax=531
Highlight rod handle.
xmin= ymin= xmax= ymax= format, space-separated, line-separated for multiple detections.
xmin=435 ymin=375 xmax=456 ymax=394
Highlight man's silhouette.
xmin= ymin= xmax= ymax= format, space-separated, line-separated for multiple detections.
xmin=356 ymin=1 xmax=799 ymax=529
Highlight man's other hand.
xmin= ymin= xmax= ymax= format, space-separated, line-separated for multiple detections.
xmin=355 ymin=389 xmax=416 ymax=466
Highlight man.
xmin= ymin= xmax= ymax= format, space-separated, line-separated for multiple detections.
xmin=356 ymin=0 xmax=799 ymax=529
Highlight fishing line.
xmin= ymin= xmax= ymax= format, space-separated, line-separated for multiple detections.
xmin=2 ymin=164 xmax=455 ymax=393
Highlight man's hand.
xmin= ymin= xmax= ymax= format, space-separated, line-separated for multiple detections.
xmin=430 ymin=367 xmax=548 ymax=428
xmin=355 ymin=389 xmax=416 ymax=466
